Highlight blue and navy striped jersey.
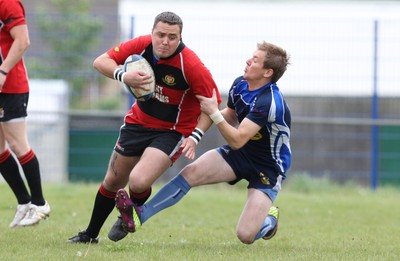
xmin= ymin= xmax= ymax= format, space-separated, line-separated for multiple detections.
xmin=227 ymin=76 xmax=291 ymax=176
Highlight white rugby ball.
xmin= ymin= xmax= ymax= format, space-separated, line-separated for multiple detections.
xmin=123 ymin=54 xmax=155 ymax=101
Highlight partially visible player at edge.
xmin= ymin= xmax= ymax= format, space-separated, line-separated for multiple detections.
xmin=68 ymin=11 xmax=221 ymax=243
xmin=115 ymin=41 xmax=291 ymax=244
xmin=0 ymin=0 xmax=50 ymax=227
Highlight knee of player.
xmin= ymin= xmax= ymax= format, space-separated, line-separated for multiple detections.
xmin=103 ymin=176 xmax=125 ymax=191
xmin=129 ymin=174 xmax=153 ymax=191
xmin=236 ymin=228 xmax=256 ymax=245
xmin=179 ymin=163 xmax=203 ymax=185
xmin=4 ymin=142 xmax=20 ymax=156
xmin=181 ymin=162 xmax=200 ymax=173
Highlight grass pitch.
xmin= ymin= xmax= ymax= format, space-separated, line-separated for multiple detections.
xmin=0 ymin=175 xmax=399 ymax=261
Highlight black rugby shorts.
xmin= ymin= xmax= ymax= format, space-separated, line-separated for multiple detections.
xmin=0 ymin=93 xmax=29 ymax=122
xmin=115 ymin=123 xmax=184 ymax=163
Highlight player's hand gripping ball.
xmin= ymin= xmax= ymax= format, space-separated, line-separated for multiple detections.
xmin=124 ymin=54 xmax=155 ymax=101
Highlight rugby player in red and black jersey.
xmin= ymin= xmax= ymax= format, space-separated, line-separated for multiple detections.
xmin=68 ymin=11 xmax=221 ymax=243
xmin=0 ymin=0 xmax=50 ymax=228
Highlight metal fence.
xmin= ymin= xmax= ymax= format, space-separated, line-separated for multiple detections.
xmin=12 ymin=2 xmax=400 ymax=188
xmin=24 ymin=105 xmax=400 ymax=188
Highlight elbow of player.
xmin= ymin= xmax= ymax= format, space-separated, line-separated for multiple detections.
xmin=93 ymin=57 xmax=100 ymax=70
xmin=229 ymin=140 xmax=245 ymax=150
xmin=25 ymin=39 xmax=31 ymax=49
xmin=19 ymin=38 xmax=30 ymax=52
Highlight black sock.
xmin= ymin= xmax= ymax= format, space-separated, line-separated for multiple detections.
xmin=0 ymin=149 xmax=31 ymax=204
xmin=19 ymin=150 xmax=45 ymax=206
xmin=130 ymin=187 xmax=152 ymax=206
xmin=86 ymin=184 xmax=116 ymax=238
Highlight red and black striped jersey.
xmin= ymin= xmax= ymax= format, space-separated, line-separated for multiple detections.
xmin=108 ymin=35 xmax=221 ymax=136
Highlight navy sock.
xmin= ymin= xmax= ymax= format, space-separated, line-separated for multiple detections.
xmin=140 ymin=174 xmax=191 ymax=223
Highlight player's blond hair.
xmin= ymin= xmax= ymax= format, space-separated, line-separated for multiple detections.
xmin=258 ymin=41 xmax=290 ymax=83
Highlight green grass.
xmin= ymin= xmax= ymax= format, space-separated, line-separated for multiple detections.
xmin=1 ymin=175 xmax=400 ymax=261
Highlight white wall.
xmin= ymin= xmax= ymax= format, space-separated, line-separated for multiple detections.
xmin=119 ymin=1 xmax=400 ymax=97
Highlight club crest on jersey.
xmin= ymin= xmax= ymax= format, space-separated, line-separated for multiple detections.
xmin=162 ymin=74 xmax=176 ymax=86
xmin=251 ymin=132 xmax=263 ymax=140
xmin=114 ymin=46 xmax=120 ymax=52
xmin=259 ymin=172 xmax=270 ymax=185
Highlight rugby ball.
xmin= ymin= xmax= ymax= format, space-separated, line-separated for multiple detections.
xmin=123 ymin=54 xmax=155 ymax=101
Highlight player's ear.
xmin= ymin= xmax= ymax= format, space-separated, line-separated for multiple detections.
xmin=264 ymin=68 xmax=273 ymax=79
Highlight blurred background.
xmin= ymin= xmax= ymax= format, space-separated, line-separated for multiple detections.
xmin=10 ymin=0 xmax=400 ymax=189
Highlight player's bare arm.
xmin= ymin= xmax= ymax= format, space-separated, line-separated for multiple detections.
xmin=0 ymin=24 xmax=30 ymax=90
xmin=221 ymin=107 xmax=239 ymax=127
xmin=93 ymin=53 xmax=119 ymax=78
xmin=93 ymin=53 xmax=152 ymax=91
xmin=197 ymin=90 xmax=261 ymax=150
xmin=181 ymin=112 xmax=213 ymax=159
xmin=221 ymin=118 xmax=261 ymax=150
xmin=1 ymin=25 xmax=30 ymax=72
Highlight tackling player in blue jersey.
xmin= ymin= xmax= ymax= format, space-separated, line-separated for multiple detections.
xmin=114 ymin=41 xmax=291 ymax=244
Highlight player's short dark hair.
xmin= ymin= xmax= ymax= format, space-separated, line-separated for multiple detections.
xmin=153 ymin=11 xmax=183 ymax=34
xmin=258 ymin=41 xmax=290 ymax=83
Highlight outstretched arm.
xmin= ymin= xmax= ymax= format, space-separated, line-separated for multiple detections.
xmin=197 ymin=90 xmax=261 ymax=150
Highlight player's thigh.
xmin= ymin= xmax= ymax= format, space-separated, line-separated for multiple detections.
xmin=181 ymin=149 xmax=236 ymax=186
xmin=0 ymin=126 xmax=7 ymax=151
xmin=129 ymin=147 xmax=172 ymax=190
xmin=236 ymin=188 xmax=272 ymax=240
xmin=103 ymin=151 xmax=138 ymax=190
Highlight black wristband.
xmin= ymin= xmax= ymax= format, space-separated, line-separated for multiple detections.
xmin=192 ymin=128 xmax=204 ymax=138
xmin=113 ymin=68 xmax=125 ymax=82
xmin=189 ymin=128 xmax=204 ymax=144
xmin=0 ymin=69 xmax=7 ymax=76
